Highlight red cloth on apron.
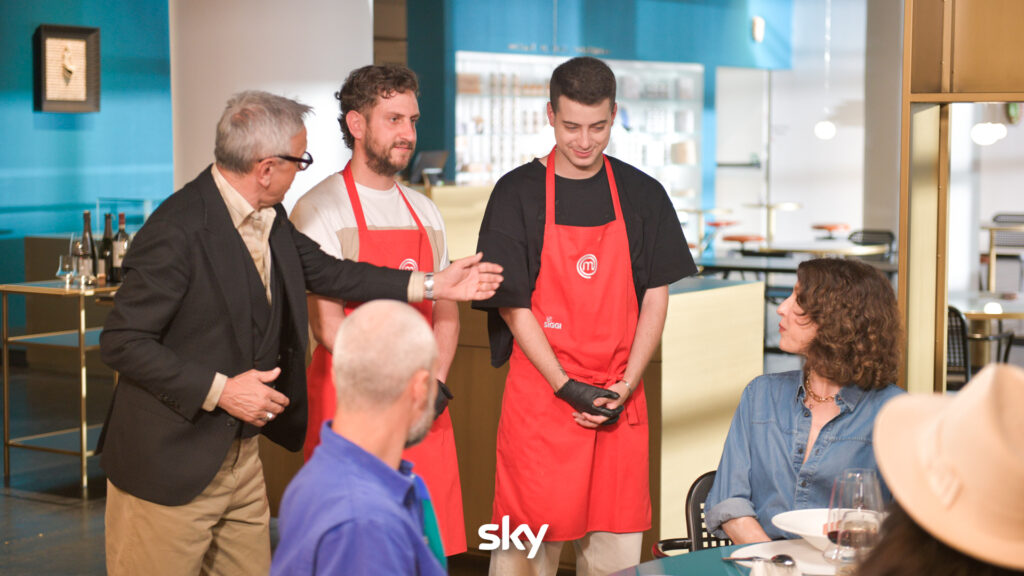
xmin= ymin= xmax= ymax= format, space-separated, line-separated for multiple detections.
xmin=303 ymin=164 xmax=466 ymax=555
xmin=492 ymin=150 xmax=651 ymax=541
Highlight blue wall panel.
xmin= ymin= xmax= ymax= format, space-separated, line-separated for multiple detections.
xmin=0 ymin=0 xmax=171 ymax=329
xmin=634 ymin=0 xmax=791 ymax=68
xmin=0 ymin=0 xmax=172 ymax=248
xmin=409 ymin=0 xmax=458 ymax=177
xmin=450 ymin=0 xmax=791 ymax=68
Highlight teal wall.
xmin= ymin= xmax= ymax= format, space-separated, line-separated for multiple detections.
xmin=409 ymin=0 xmax=793 ymax=208
xmin=0 ymin=0 xmax=172 ymax=327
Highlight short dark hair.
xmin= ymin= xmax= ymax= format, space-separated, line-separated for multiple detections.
xmin=855 ymin=503 xmax=1024 ymax=576
xmin=336 ymin=64 xmax=419 ymax=149
xmin=796 ymin=258 xmax=902 ymax=390
xmin=549 ymin=57 xmax=616 ymax=112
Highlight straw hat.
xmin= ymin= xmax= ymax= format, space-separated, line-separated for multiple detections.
xmin=873 ymin=363 xmax=1024 ymax=570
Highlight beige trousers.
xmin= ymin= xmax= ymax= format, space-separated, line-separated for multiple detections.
xmin=488 ymin=531 xmax=643 ymax=576
xmin=105 ymin=437 xmax=270 ymax=576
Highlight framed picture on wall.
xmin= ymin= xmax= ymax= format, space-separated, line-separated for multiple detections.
xmin=34 ymin=25 xmax=100 ymax=113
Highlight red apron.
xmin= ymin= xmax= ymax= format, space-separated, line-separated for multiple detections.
xmin=492 ymin=150 xmax=650 ymax=541
xmin=303 ymin=164 xmax=466 ymax=555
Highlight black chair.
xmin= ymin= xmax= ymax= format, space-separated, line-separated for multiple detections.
xmin=947 ymin=305 xmax=1014 ymax=391
xmin=652 ymin=471 xmax=732 ymax=557
xmin=848 ymin=229 xmax=895 ymax=261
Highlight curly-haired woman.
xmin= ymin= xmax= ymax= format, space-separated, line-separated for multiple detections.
xmin=704 ymin=258 xmax=905 ymax=544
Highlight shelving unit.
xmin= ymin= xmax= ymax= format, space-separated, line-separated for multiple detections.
xmin=1 ymin=280 xmax=117 ymax=491
xmin=454 ymin=51 xmax=703 ymax=218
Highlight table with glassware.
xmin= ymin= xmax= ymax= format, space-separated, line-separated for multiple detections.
xmin=616 ymin=468 xmax=887 ymax=576
xmin=612 ymin=540 xmax=836 ymax=575
xmin=1 ymin=280 xmax=118 ymax=491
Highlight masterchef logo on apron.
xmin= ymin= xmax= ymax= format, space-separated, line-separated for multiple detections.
xmin=576 ymin=254 xmax=598 ymax=279
xmin=399 ymin=258 xmax=419 ymax=271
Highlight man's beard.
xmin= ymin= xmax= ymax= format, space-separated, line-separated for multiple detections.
xmin=365 ymin=133 xmax=413 ymax=177
xmin=404 ymin=402 xmax=434 ymax=449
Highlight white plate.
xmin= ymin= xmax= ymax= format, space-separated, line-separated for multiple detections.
xmin=732 ymin=539 xmax=836 ymax=575
xmin=772 ymin=508 xmax=831 ymax=550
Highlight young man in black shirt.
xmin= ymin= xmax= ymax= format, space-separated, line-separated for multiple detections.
xmin=474 ymin=57 xmax=696 ymax=575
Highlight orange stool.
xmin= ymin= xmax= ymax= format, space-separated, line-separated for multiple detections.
xmin=812 ymin=223 xmax=850 ymax=240
xmin=699 ymin=220 xmax=739 ymax=253
xmin=722 ymin=234 xmax=766 ymax=251
xmin=707 ymin=220 xmax=739 ymax=229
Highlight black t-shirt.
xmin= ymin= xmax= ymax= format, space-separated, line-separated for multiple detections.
xmin=473 ymin=156 xmax=697 ymax=367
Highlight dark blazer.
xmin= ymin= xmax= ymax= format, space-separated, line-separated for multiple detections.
xmin=98 ymin=166 xmax=411 ymax=506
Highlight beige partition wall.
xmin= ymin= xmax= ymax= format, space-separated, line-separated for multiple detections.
xmin=902 ymin=104 xmax=945 ymax=393
xmin=656 ymin=279 xmax=764 ymax=539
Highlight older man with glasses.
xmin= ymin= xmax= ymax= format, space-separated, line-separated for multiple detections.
xmin=98 ymin=90 xmax=502 ymax=575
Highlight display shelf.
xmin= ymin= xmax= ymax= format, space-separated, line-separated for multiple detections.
xmin=6 ymin=327 xmax=103 ymax=348
xmin=455 ymin=51 xmax=704 ymax=199
xmin=1 ymin=280 xmax=118 ymax=492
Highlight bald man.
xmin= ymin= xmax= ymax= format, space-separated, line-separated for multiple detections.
xmin=271 ymin=301 xmax=446 ymax=576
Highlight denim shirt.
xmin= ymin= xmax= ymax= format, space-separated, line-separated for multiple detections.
xmin=705 ymin=370 xmax=904 ymax=540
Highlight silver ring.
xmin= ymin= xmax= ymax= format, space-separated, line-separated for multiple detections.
xmin=265 ymin=411 xmax=275 ymax=421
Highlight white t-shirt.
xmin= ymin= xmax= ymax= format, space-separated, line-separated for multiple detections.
xmin=291 ymin=172 xmax=450 ymax=272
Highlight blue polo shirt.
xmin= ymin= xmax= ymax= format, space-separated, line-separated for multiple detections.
xmin=705 ymin=370 xmax=904 ymax=540
xmin=271 ymin=423 xmax=446 ymax=576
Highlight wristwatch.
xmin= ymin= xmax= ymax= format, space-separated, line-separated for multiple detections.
xmin=424 ymin=272 xmax=435 ymax=301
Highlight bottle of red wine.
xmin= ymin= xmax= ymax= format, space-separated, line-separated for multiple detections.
xmin=96 ymin=213 xmax=114 ymax=285
xmin=78 ymin=210 xmax=97 ymax=282
xmin=110 ymin=212 xmax=130 ymax=284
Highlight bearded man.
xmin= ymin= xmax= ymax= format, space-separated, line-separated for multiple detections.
xmin=289 ymin=64 xmax=466 ymax=556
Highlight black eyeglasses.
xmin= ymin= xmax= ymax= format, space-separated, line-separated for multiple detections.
xmin=269 ymin=151 xmax=313 ymax=171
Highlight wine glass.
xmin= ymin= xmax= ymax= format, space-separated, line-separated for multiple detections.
xmin=834 ymin=508 xmax=882 ymax=571
xmin=823 ymin=469 xmax=883 ymax=564
xmin=56 ymin=254 xmax=75 ymax=288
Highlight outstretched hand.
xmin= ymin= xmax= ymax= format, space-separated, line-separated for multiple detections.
xmin=433 ymin=252 xmax=504 ymax=301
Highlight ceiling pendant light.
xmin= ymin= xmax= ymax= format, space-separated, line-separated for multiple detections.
xmin=815 ymin=0 xmax=836 ymax=141
xmin=970 ymin=103 xmax=1008 ymax=146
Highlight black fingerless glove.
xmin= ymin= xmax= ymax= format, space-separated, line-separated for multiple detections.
xmin=555 ymin=379 xmax=623 ymax=422
xmin=434 ymin=379 xmax=454 ymax=419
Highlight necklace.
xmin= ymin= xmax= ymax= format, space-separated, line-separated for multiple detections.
xmin=804 ymin=373 xmax=836 ymax=405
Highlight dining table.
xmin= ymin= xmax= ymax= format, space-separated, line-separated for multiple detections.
xmin=611 ymin=540 xmax=838 ymax=575
xmin=610 ymin=545 xmax=747 ymax=575
xmin=680 ymin=207 xmax=732 ymax=252
xmin=749 ymin=241 xmax=888 ymax=258
xmin=948 ymin=290 xmax=1024 ymax=320
xmin=744 ymin=201 xmax=802 ymax=243
xmin=695 ymin=254 xmax=897 ymax=278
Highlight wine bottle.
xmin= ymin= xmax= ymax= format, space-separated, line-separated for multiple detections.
xmin=97 ymin=213 xmax=114 ymax=285
xmin=110 ymin=212 xmax=130 ymax=284
xmin=78 ymin=210 xmax=97 ymax=282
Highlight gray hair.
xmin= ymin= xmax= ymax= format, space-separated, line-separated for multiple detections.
xmin=214 ymin=90 xmax=312 ymax=174
xmin=332 ymin=301 xmax=437 ymax=410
